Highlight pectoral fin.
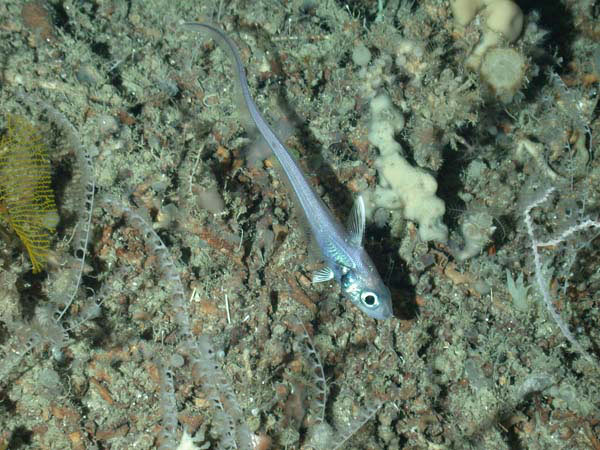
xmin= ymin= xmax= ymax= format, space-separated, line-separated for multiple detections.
xmin=312 ymin=267 xmax=334 ymax=283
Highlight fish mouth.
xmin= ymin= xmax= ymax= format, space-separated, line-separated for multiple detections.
xmin=376 ymin=301 xmax=394 ymax=320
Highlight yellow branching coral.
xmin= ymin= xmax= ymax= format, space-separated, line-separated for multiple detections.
xmin=0 ymin=114 xmax=59 ymax=273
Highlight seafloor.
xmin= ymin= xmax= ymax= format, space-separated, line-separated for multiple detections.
xmin=0 ymin=0 xmax=599 ymax=449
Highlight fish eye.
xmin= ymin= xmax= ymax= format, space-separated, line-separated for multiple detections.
xmin=360 ymin=291 xmax=379 ymax=308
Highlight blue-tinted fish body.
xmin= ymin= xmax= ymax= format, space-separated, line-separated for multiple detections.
xmin=185 ymin=22 xmax=392 ymax=319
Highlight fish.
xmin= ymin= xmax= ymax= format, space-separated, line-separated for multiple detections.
xmin=184 ymin=22 xmax=393 ymax=320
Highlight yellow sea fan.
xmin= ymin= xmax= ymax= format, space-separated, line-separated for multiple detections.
xmin=0 ymin=114 xmax=59 ymax=273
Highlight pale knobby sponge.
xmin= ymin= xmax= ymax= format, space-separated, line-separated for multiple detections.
xmin=479 ymin=47 xmax=527 ymax=103
xmin=454 ymin=211 xmax=496 ymax=260
xmin=451 ymin=0 xmax=524 ymax=70
xmin=355 ymin=55 xmax=393 ymax=101
xmin=351 ymin=42 xmax=372 ymax=67
xmin=367 ymin=94 xmax=448 ymax=242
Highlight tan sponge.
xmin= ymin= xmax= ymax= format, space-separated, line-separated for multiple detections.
xmin=451 ymin=0 xmax=524 ymax=69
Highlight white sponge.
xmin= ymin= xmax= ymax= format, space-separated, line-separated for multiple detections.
xmin=368 ymin=94 xmax=448 ymax=242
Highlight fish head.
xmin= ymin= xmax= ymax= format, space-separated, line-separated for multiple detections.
xmin=340 ymin=260 xmax=393 ymax=320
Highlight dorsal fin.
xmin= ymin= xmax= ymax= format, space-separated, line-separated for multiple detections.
xmin=346 ymin=195 xmax=365 ymax=247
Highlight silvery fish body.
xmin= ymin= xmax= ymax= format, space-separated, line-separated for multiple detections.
xmin=185 ymin=22 xmax=393 ymax=320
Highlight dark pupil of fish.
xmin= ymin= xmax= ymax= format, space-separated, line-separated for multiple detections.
xmin=364 ymin=294 xmax=375 ymax=306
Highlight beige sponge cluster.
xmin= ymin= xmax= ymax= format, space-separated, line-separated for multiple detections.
xmin=366 ymin=94 xmax=448 ymax=243
xmin=451 ymin=0 xmax=524 ymax=69
xmin=479 ymin=46 xmax=527 ymax=103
